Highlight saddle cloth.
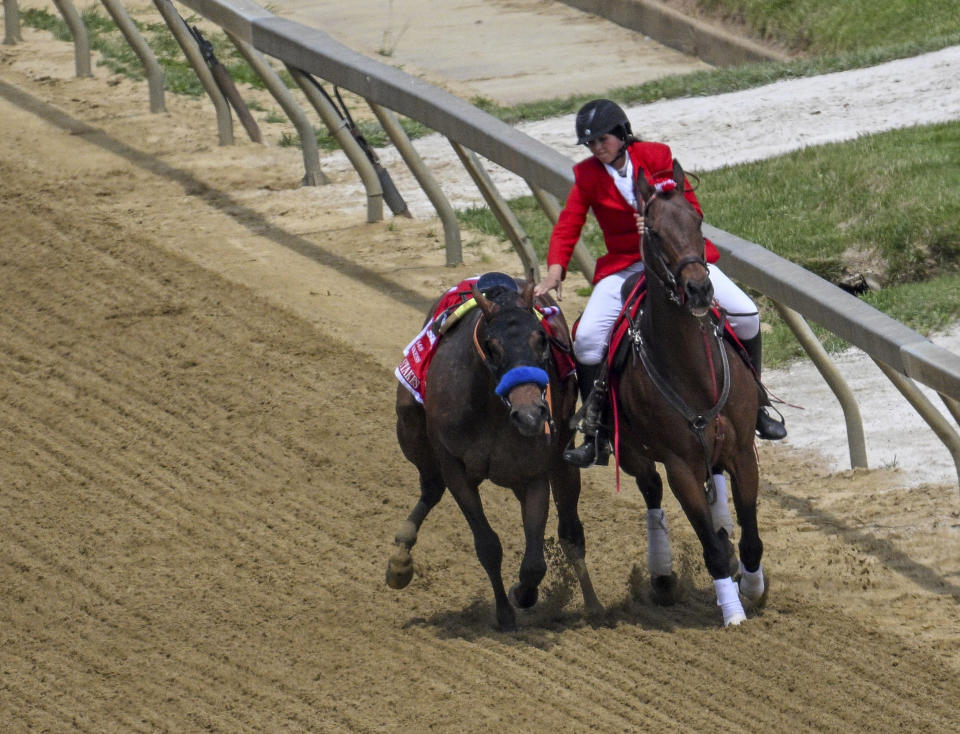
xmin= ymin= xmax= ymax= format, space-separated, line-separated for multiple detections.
xmin=395 ymin=276 xmax=575 ymax=403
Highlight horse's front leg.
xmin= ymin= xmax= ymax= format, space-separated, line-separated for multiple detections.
xmin=665 ymin=461 xmax=746 ymax=627
xmin=624 ymin=454 xmax=678 ymax=605
xmin=441 ymin=460 xmax=515 ymax=631
xmin=549 ymin=459 xmax=603 ymax=614
xmin=508 ymin=480 xmax=550 ymax=612
xmin=709 ymin=467 xmax=739 ymax=578
xmin=729 ymin=447 xmax=767 ymax=608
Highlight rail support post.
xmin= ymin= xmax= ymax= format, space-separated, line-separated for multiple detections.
xmin=288 ymin=66 xmax=383 ymax=222
xmin=226 ymin=33 xmax=328 ymax=186
xmin=530 ymin=185 xmax=595 ymax=283
xmin=3 ymin=0 xmax=23 ymax=45
xmin=50 ymin=0 xmax=92 ymax=77
xmin=369 ymin=102 xmax=462 ymax=266
xmin=153 ymin=0 xmax=233 ymax=145
xmin=773 ymin=301 xmax=868 ymax=470
xmin=451 ymin=141 xmax=539 ymax=282
xmin=100 ymin=0 xmax=165 ymax=112
xmin=874 ymin=359 xmax=960 ymax=490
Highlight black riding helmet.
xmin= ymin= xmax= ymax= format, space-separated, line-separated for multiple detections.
xmin=575 ymin=99 xmax=632 ymax=145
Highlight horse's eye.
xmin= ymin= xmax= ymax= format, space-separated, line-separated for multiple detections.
xmin=486 ymin=339 xmax=505 ymax=365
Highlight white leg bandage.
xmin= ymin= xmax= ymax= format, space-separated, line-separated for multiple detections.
xmin=645 ymin=509 xmax=673 ymax=578
xmin=709 ymin=473 xmax=735 ymax=539
xmin=714 ymin=577 xmax=747 ymax=626
xmin=738 ymin=560 xmax=765 ymax=603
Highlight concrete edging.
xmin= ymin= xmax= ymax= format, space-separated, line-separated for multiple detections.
xmin=557 ymin=0 xmax=790 ymax=66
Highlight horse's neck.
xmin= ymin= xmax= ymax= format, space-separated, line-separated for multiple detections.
xmin=640 ymin=281 xmax=716 ymax=377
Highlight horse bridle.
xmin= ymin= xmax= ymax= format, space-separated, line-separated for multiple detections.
xmin=638 ymin=186 xmax=709 ymax=307
xmin=471 ymin=309 xmax=552 ymax=414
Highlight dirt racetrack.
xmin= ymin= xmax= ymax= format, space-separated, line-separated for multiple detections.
xmin=2 ymin=24 xmax=960 ymax=734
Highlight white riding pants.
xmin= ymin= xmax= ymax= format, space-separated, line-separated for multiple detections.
xmin=573 ymin=262 xmax=760 ymax=365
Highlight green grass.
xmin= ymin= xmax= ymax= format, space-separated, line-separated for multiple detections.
xmin=700 ymin=0 xmax=960 ymax=56
xmin=703 ymin=124 xmax=960 ymax=285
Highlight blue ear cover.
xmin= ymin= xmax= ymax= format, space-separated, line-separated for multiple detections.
xmin=495 ymin=366 xmax=549 ymax=397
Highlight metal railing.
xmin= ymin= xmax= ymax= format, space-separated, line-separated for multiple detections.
xmin=11 ymin=0 xmax=960 ymax=484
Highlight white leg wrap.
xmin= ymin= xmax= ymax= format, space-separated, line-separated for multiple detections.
xmin=714 ymin=577 xmax=746 ymax=626
xmin=738 ymin=560 xmax=765 ymax=603
xmin=645 ymin=509 xmax=673 ymax=578
xmin=709 ymin=473 xmax=735 ymax=539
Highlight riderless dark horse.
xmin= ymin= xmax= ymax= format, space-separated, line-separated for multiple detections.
xmin=613 ymin=160 xmax=767 ymax=626
xmin=387 ymin=275 xmax=601 ymax=630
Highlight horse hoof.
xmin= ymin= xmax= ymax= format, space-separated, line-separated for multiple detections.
xmin=723 ymin=611 xmax=747 ymax=627
xmin=650 ymin=572 xmax=679 ymax=606
xmin=740 ymin=575 xmax=770 ymax=609
xmin=385 ymin=551 xmax=414 ymax=589
xmin=508 ymin=582 xmax=538 ymax=610
xmin=585 ymin=599 xmax=605 ymax=617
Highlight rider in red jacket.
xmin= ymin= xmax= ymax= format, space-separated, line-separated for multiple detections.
xmin=548 ymin=139 xmax=720 ymax=285
xmin=535 ymin=99 xmax=786 ymax=467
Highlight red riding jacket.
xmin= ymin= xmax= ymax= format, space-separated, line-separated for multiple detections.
xmin=547 ymin=140 xmax=720 ymax=284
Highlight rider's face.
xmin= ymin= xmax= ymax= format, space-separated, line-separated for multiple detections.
xmin=586 ymin=133 xmax=624 ymax=166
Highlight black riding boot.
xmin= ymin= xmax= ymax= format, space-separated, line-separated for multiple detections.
xmin=563 ymin=362 xmax=612 ymax=467
xmin=742 ymin=334 xmax=787 ymax=441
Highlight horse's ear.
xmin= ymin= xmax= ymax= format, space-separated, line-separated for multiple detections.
xmin=519 ymin=279 xmax=535 ymax=309
xmin=472 ymin=283 xmax=498 ymax=317
xmin=672 ymin=158 xmax=684 ymax=190
xmin=635 ymin=168 xmax=654 ymax=205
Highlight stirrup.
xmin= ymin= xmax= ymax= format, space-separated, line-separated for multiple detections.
xmin=756 ymin=406 xmax=786 ymax=441
xmin=563 ymin=434 xmax=611 ymax=468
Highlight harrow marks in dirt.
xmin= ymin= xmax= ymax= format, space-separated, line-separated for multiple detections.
xmin=1 ymin=60 xmax=959 ymax=732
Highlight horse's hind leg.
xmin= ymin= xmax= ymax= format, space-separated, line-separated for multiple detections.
xmin=729 ymin=449 xmax=766 ymax=607
xmin=386 ymin=467 xmax=445 ymax=590
xmin=388 ymin=391 xmax=446 ymax=590
xmin=631 ymin=459 xmax=678 ymax=605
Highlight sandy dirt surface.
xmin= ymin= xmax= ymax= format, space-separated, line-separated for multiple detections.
xmin=2 ymin=12 xmax=960 ymax=734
